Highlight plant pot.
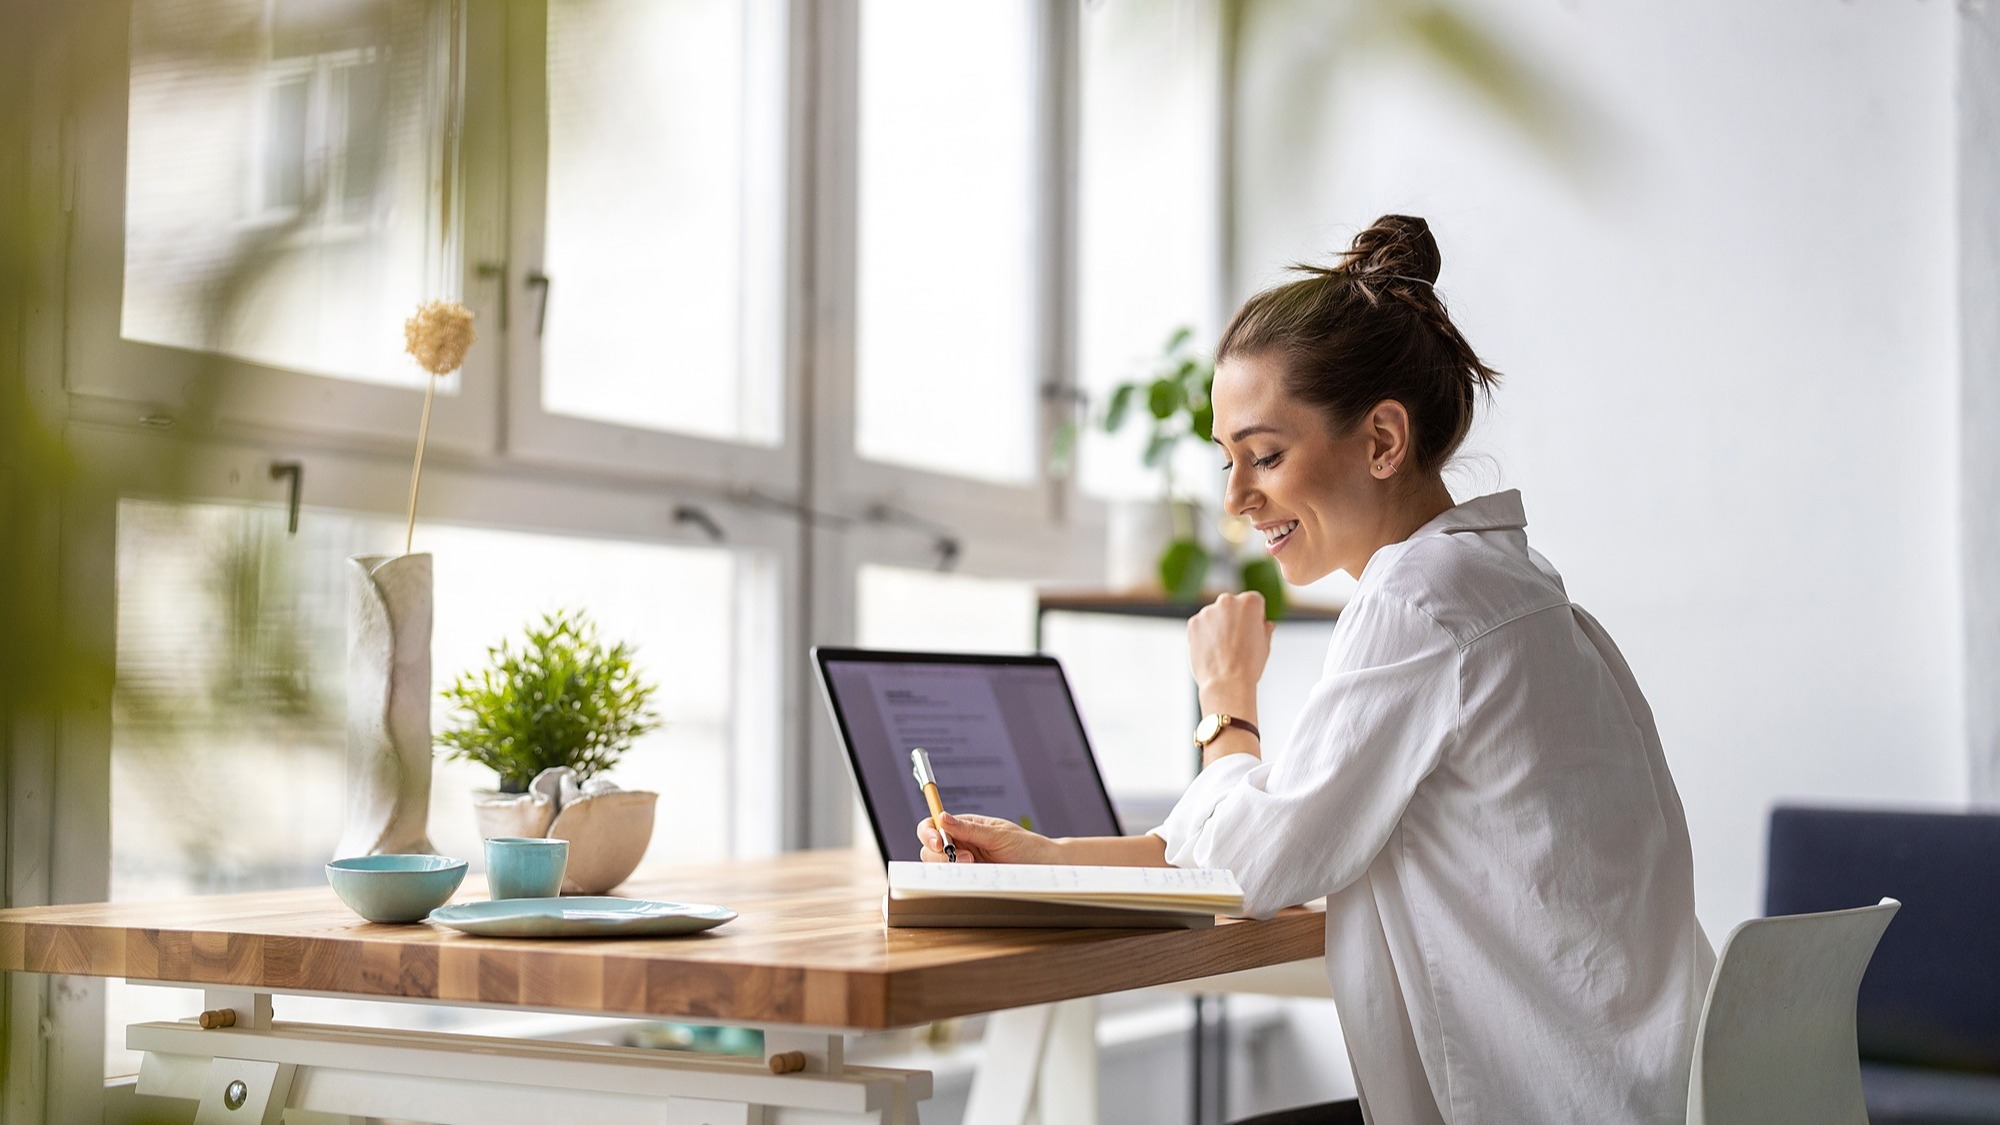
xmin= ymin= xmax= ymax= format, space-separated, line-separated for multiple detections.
xmin=1106 ymin=500 xmax=1176 ymax=592
xmin=469 ymin=767 xmax=657 ymax=895
xmin=548 ymin=788 xmax=658 ymax=895
xmin=470 ymin=770 xmax=560 ymax=840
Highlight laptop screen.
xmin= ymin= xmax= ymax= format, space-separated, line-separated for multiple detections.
xmin=814 ymin=648 xmax=1126 ymax=863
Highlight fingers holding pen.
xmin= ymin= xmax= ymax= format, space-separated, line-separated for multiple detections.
xmin=918 ymin=814 xmax=977 ymax=863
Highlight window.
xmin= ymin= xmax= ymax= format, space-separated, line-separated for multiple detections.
xmin=1075 ymin=0 xmax=1224 ymax=502
xmin=537 ymin=0 xmax=787 ymax=444
xmin=856 ymin=565 xmax=1038 ymax=654
xmin=853 ymin=0 xmax=1041 ymax=484
xmin=121 ymin=0 xmax=461 ymax=388
xmin=44 ymin=0 xmax=1109 ymax=1102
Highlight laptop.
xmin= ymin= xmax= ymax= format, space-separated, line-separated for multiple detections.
xmin=812 ymin=646 xmax=1126 ymax=865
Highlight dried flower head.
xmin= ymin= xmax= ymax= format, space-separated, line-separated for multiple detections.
xmin=403 ymin=300 xmax=476 ymax=376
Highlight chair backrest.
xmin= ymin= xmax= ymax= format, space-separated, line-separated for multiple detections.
xmin=1686 ymin=898 xmax=1899 ymax=1125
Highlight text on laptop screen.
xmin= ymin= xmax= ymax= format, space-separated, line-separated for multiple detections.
xmin=820 ymin=656 xmax=1122 ymax=863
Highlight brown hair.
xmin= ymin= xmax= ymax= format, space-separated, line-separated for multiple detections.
xmin=1216 ymin=214 xmax=1499 ymax=474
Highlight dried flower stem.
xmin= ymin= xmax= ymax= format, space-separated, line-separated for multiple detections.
xmin=405 ymin=372 xmax=438 ymax=556
xmin=399 ymin=299 xmax=475 ymax=556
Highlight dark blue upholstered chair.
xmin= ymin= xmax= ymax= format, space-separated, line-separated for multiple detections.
xmin=1765 ymin=806 xmax=2000 ymax=1125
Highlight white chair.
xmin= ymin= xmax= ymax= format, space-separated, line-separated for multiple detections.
xmin=1687 ymin=897 xmax=1900 ymax=1125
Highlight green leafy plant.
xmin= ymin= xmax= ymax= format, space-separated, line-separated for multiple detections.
xmin=437 ymin=609 xmax=660 ymax=793
xmin=1096 ymin=328 xmax=1286 ymax=618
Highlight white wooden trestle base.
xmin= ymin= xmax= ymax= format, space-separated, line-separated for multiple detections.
xmin=128 ymin=990 xmax=929 ymax=1125
xmin=962 ymin=1000 xmax=1098 ymax=1125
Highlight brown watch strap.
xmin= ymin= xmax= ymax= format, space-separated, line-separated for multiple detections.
xmin=1198 ymin=714 xmax=1261 ymax=748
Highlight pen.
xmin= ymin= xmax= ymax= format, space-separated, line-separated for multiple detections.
xmin=910 ymin=748 xmax=957 ymax=862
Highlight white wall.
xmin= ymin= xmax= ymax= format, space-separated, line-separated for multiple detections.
xmin=1964 ymin=0 xmax=2000 ymax=804
xmin=1232 ymin=0 xmax=1966 ymax=938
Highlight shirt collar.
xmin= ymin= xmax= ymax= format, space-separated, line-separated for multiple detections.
xmin=1410 ymin=489 xmax=1527 ymax=539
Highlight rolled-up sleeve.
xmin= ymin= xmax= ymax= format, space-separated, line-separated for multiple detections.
xmin=1150 ymin=592 xmax=1460 ymax=918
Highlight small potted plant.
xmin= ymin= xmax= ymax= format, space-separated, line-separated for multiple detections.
xmin=438 ymin=609 xmax=662 ymax=894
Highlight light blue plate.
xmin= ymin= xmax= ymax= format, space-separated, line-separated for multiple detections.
xmin=426 ymin=897 xmax=736 ymax=938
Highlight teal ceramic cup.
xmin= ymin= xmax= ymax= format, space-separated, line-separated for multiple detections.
xmin=484 ymin=837 xmax=568 ymax=900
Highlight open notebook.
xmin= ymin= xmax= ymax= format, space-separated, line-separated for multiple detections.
xmin=885 ymin=861 xmax=1245 ymax=929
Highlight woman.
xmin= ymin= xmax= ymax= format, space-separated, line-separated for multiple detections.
xmin=917 ymin=215 xmax=1714 ymax=1125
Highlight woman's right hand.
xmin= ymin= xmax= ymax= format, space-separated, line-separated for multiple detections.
xmin=917 ymin=813 xmax=1060 ymax=864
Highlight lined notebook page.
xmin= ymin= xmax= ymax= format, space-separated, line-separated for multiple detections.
xmin=887 ymin=862 xmax=1243 ymax=914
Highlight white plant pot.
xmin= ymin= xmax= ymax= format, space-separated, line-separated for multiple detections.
xmin=470 ymin=790 xmax=557 ymax=840
xmin=548 ymin=789 xmax=659 ymax=895
xmin=1106 ymin=500 xmax=1175 ymax=592
xmin=469 ymin=767 xmax=657 ymax=895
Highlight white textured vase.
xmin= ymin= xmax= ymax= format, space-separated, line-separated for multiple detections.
xmin=336 ymin=553 xmax=437 ymax=858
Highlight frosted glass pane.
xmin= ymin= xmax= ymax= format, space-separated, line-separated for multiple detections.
xmin=1037 ymin=613 xmax=1197 ymax=801
xmin=121 ymin=0 xmax=458 ymax=388
xmin=856 ymin=566 xmax=1036 ymax=654
xmin=1077 ymin=0 xmax=1221 ymax=501
xmin=540 ymin=0 xmax=785 ymax=444
xmin=854 ymin=0 xmax=1038 ymax=483
xmin=107 ymin=498 xmax=747 ymax=1074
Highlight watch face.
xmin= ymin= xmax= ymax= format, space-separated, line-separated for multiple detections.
xmin=1194 ymin=714 xmax=1223 ymax=744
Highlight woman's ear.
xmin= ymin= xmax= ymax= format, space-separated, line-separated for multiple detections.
xmin=1364 ymin=400 xmax=1414 ymax=480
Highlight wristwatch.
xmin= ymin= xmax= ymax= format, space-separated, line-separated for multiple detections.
xmin=1193 ymin=713 xmax=1260 ymax=750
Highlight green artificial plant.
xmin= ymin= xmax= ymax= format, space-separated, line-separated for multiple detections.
xmin=438 ymin=609 xmax=661 ymax=793
xmin=1097 ymin=328 xmax=1286 ymax=619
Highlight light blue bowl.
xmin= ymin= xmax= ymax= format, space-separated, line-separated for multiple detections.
xmin=326 ymin=855 xmax=468 ymax=923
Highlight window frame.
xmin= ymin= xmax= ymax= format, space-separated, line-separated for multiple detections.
xmin=70 ymin=0 xmax=508 ymax=457
xmin=809 ymin=0 xmax=1087 ymax=531
xmin=494 ymin=0 xmax=808 ymax=491
xmin=23 ymin=0 xmax=1115 ymax=1109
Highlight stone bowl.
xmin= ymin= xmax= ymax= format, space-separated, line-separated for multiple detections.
xmin=326 ymin=854 xmax=467 ymax=923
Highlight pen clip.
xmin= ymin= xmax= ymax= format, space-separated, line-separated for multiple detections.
xmin=910 ymin=747 xmax=935 ymax=788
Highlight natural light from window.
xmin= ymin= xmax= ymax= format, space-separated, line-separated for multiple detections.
xmin=853 ymin=0 xmax=1039 ymax=485
xmin=121 ymin=0 xmax=459 ymax=388
xmin=539 ymin=0 xmax=786 ymax=444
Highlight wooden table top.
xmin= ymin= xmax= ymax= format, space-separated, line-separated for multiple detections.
xmin=0 ymin=850 xmax=1324 ymax=1030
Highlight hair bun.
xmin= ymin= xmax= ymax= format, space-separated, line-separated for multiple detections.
xmin=1342 ymin=214 xmax=1442 ymax=286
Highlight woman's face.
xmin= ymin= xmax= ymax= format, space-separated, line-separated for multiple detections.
xmin=1210 ymin=351 xmax=1384 ymax=584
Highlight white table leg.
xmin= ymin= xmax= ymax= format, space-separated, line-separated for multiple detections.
xmin=1036 ymin=999 xmax=1097 ymax=1125
xmin=193 ymin=1057 xmax=293 ymax=1125
xmin=963 ymin=998 xmax=1097 ymax=1125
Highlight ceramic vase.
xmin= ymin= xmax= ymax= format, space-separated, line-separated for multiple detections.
xmin=336 ymin=553 xmax=437 ymax=858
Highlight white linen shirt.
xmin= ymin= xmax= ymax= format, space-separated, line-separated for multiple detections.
xmin=1154 ymin=491 xmax=1713 ymax=1125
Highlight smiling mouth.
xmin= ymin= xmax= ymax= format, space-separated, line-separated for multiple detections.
xmin=1263 ymin=521 xmax=1300 ymax=551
